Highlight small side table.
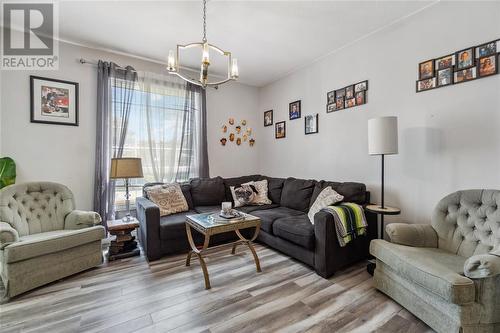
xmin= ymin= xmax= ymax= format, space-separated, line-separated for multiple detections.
xmin=365 ymin=204 xmax=401 ymax=275
xmin=107 ymin=218 xmax=140 ymax=261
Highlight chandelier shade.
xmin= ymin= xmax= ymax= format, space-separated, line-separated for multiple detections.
xmin=166 ymin=0 xmax=239 ymax=88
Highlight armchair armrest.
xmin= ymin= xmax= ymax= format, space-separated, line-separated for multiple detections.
xmin=464 ymin=254 xmax=500 ymax=279
xmin=136 ymin=197 xmax=162 ymax=261
xmin=0 ymin=222 xmax=19 ymax=249
xmin=64 ymin=210 xmax=102 ymax=230
xmin=386 ymin=223 xmax=437 ymax=248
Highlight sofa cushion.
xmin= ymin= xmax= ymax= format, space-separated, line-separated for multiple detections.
xmin=222 ymin=175 xmax=261 ymax=203
xmin=280 ymin=178 xmax=316 ymax=212
xmin=194 ymin=206 xmax=220 ymax=214
xmin=273 ymin=215 xmax=315 ymax=250
xmin=159 ymin=210 xmax=197 ymax=240
xmin=310 ymin=181 xmax=366 ymax=207
xmin=143 ymin=182 xmax=194 ymax=209
xmin=261 ymin=177 xmax=286 ymax=204
xmin=237 ymin=204 xmax=280 ymax=214
xmin=3 ymin=226 xmax=105 ymax=263
xmin=190 ymin=177 xmax=226 ymax=206
xmin=250 ymin=207 xmax=304 ymax=233
xmin=370 ymin=240 xmax=475 ymax=305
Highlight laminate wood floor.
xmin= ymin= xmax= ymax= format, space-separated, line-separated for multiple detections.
xmin=0 ymin=244 xmax=434 ymax=333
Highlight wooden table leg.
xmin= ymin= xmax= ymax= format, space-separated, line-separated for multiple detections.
xmin=185 ymin=224 xmax=212 ymax=289
xmin=235 ymin=226 xmax=262 ymax=272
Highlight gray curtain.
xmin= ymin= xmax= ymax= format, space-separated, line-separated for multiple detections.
xmin=94 ymin=61 xmax=137 ymax=224
xmin=176 ymin=82 xmax=209 ymax=180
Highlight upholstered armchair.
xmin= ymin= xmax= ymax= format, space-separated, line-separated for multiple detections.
xmin=0 ymin=182 xmax=106 ymax=299
xmin=370 ymin=189 xmax=500 ymax=333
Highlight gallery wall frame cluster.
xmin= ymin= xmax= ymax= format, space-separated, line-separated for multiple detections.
xmin=326 ymin=80 xmax=368 ymax=113
xmin=416 ymin=39 xmax=500 ymax=92
xmin=264 ymin=99 xmax=319 ymax=139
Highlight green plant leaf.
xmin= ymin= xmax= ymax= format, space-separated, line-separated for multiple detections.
xmin=0 ymin=157 xmax=16 ymax=189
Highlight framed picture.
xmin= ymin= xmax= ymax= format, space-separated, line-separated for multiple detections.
xmin=454 ymin=67 xmax=477 ymax=83
xmin=30 ymin=76 xmax=79 ymax=126
xmin=354 ymin=80 xmax=368 ymax=92
xmin=419 ymin=59 xmax=434 ymax=79
xmin=355 ymin=91 xmax=366 ymax=105
xmin=478 ymin=55 xmax=497 ymax=77
xmin=264 ymin=110 xmax=273 ymax=127
xmin=326 ymin=103 xmax=337 ymax=113
xmin=304 ymin=114 xmax=318 ymax=135
xmin=476 ymin=41 xmax=497 ymax=58
xmin=335 ymin=96 xmax=344 ymax=110
xmin=416 ymin=77 xmax=436 ymax=92
xmin=275 ymin=121 xmax=286 ymax=139
xmin=327 ymin=90 xmax=335 ymax=104
xmin=455 ymin=48 xmax=475 ymax=70
xmin=289 ymin=100 xmax=301 ymax=120
xmin=437 ymin=67 xmax=453 ymax=87
xmin=345 ymin=85 xmax=354 ymax=99
xmin=435 ymin=54 xmax=455 ymax=70
xmin=345 ymin=98 xmax=356 ymax=108
xmin=335 ymin=88 xmax=346 ymax=99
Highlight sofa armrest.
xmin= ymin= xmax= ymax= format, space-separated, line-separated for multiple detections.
xmin=64 ymin=210 xmax=102 ymax=230
xmin=386 ymin=223 xmax=437 ymax=248
xmin=464 ymin=254 xmax=500 ymax=279
xmin=136 ymin=197 xmax=162 ymax=261
xmin=0 ymin=221 xmax=19 ymax=249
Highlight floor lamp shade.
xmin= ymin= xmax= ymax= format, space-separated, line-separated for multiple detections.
xmin=368 ymin=117 xmax=398 ymax=155
xmin=110 ymin=158 xmax=143 ymax=179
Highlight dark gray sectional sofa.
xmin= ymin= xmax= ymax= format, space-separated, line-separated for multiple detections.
xmin=136 ymin=175 xmax=377 ymax=278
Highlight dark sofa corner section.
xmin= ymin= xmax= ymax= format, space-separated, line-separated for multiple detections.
xmin=136 ymin=175 xmax=376 ymax=278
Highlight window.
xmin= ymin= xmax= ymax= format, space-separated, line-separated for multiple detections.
xmin=111 ymin=73 xmax=202 ymax=210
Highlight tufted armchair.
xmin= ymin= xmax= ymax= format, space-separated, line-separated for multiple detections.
xmin=0 ymin=182 xmax=106 ymax=299
xmin=370 ymin=190 xmax=500 ymax=333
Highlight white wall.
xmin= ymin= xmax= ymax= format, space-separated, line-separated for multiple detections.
xmin=0 ymin=41 xmax=258 ymax=210
xmin=258 ymin=1 xmax=500 ymax=225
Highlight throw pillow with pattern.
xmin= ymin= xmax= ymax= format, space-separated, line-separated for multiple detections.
xmin=308 ymin=186 xmax=344 ymax=223
xmin=145 ymin=183 xmax=189 ymax=216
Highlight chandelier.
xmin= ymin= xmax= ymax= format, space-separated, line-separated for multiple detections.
xmin=166 ymin=0 xmax=239 ymax=88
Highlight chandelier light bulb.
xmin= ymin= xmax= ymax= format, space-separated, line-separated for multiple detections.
xmin=167 ymin=50 xmax=176 ymax=71
xmin=231 ymin=58 xmax=239 ymax=79
xmin=202 ymin=42 xmax=210 ymax=64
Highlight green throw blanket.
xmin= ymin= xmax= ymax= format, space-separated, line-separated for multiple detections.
xmin=321 ymin=203 xmax=368 ymax=247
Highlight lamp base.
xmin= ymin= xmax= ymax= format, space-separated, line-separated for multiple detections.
xmin=122 ymin=214 xmax=134 ymax=222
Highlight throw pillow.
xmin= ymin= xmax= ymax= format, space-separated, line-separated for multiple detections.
xmin=243 ymin=179 xmax=272 ymax=205
xmin=307 ymin=186 xmax=344 ymax=223
xmin=145 ymin=183 xmax=189 ymax=217
xmin=230 ymin=184 xmax=257 ymax=207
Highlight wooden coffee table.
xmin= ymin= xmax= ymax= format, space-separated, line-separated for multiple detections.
xmin=185 ymin=212 xmax=261 ymax=289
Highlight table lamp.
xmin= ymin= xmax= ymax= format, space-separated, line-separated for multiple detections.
xmin=110 ymin=157 xmax=143 ymax=221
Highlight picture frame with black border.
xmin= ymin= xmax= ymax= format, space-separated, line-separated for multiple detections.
xmin=435 ymin=54 xmax=455 ymax=71
xmin=477 ymin=54 xmax=498 ymax=78
xmin=454 ymin=67 xmax=477 ymax=84
xmin=289 ymin=100 xmax=301 ymax=120
xmin=436 ymin=67 xmax=454 ymax=87
xmin=418 ymin=59 xmax=435 ymax=80
xmin=416 ymin=77 xmax=437 ymax=92
xmin=275 ymin=121 xmax=286 ymax=139
xmin=345 ymin=85 xmax=354 ymax=99
xmin=354 ymin=80 xmax=368 ymax=92
xmin=264 ymin=110 xmax=273 ymax=127
xmin=455 ymin=47 xmax=475 ymax=70
xmin=345 ymin=98 xmax=356 ymax=108
xmin=476 ymin=40 xmax=497 ymax=58
xmin=304 ymin=114 xmax=318 ymax=135
xmin=30 ymin=76 xmax=79 ymax=126
xmin=335 ymin=88 xmax=346 ymax=99
xmin=354 ymin=90 xmax=366 ymax=105
xmin=327 ymin=90 xmax=335 ymax=105
xmin=326 ymin=103 xmax=337 ymax=113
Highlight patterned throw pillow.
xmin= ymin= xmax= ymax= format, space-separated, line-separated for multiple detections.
xmin=230 ymin=179 xmax=272 ymax=207
xmin=308 ymin=186 xmax=344 ymax=223
xmin=145 ymin=183 xmax=189 ymax=216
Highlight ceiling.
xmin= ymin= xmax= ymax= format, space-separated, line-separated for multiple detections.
xmin=59 ymin=1 xmax=435 ymax=87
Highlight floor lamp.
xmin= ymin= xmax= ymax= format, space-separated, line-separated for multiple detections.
xmin=368 ymin=116 xmax=398 ymax=238
xmin=110 ymin=157 xmax=143 ymax=222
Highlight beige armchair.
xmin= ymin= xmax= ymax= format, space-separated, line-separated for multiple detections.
xmin=0 ymin=182 xmax=106 ymax=299
xmin=370 ymin=189 xmax=500 ymax=333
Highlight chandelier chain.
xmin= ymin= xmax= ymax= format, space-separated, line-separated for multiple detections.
xmin=202 ymin=0 xmax=207 ymax=42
